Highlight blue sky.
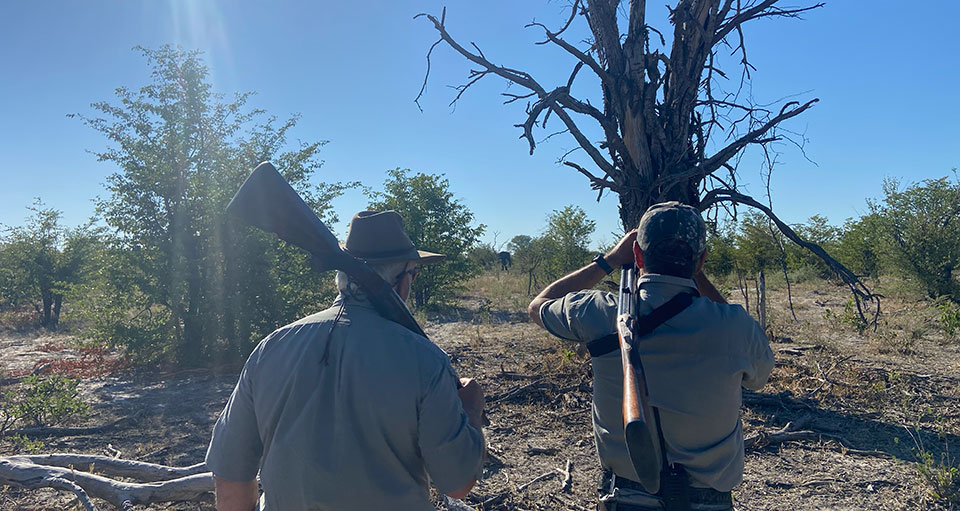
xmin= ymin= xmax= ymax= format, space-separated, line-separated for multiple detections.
xmin=1 ymin=1 xmax=958 ymax=250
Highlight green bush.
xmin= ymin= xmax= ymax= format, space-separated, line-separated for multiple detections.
xmin=4 ymin=375 xmax=89 ymax=427
xmin=938 ymin=302 xmax=960 ymax=339
xmin=871 ymin=176 xmax=960 ymax=299
xmin=917 ymin=450 xmax=960 ymax=505
xmin=467 ymin=244 xmax=500 ymax=271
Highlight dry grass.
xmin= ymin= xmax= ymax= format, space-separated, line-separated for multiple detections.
xmin=4 ymin=269 xmax=960 ymax=509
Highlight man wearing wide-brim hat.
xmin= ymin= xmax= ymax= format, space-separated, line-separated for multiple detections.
xmin=206 ymin=210 xmax=486 ymax=511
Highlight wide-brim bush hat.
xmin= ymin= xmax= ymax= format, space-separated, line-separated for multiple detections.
xmin=344 ymin=210 xmax=445 ymax=265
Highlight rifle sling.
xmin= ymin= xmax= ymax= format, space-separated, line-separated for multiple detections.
xmin=585 ymin=292 xmax=697 ymax=358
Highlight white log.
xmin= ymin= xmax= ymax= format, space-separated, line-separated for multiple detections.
xmin=5 ymin=454 xmax=207 ymax=482
xmin=0 ymin=458 xmax=213 ymax=509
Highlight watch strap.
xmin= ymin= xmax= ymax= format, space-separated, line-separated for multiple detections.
xmin=593 ymin=253 xmax=614 ymax=275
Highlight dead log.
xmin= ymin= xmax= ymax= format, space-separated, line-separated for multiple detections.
xmin=4 ymin=454 xmax=207 ymax=481
xmin=2 ymin=412 xmax=144 ymax=438
xmin=516 ymin=470 xmax=557 ymax=492
xmin=745 ymin=416 xmax=814 ymax=449
xmin=0 ymin=457 xmax=213 ymax=510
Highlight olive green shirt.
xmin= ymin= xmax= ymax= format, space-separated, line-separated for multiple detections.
xmin=539 ymin=273 xmax=773 ymax=491
xmin=205 ymin=294 xmax=484 ymax=510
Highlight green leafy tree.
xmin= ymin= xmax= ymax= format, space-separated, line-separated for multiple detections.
xmin=369 ymin=168 xmax=485 ymax=307
xmin=703 ymin=222 xmax=737 ymax=277
xmin=871 ymin=176 xmax=960 ymax=298
xmin=542 ymin=205 xmax=595 ymax=279
xmin=734 ymin=212 xmax=780 ymax=274
xmin=509 ymin=234 xmax=552 ymax=295
xmin=835 ymin=214 xmax=885 ymax=279
xmin=786 ymin=215 xmax=841 ymax=278
xmin=0 ymin=201 xmax=100 ymax=328
xmin=73 ymin=46 xmax=348 ymax=366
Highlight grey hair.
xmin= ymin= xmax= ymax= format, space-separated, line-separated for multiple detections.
xmin=335 ymin=260 xmax=410 ymax=296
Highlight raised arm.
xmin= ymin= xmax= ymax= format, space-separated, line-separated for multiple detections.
xmin=528 ymin=230 xmax=637 ymax=327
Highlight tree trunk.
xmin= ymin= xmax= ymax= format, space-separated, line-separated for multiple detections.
xmin=51 ymin=294 xmax=63 ymax=329
xmin=758 ymin=270 xmax=767 ymax=331
xmin=41 ymin=292 xmax=53 ymax=329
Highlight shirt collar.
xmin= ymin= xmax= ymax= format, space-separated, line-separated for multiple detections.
xmin=636 ymin=273 xmax=698 ymax=296
xmin=333 ymin=292 xmax=377 ymax=310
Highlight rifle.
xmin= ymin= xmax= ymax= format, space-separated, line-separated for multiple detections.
xmin=226 ymin=161 xmax=427 ymax=338
xmin=617 ymin=263 xmax=662 ymax=491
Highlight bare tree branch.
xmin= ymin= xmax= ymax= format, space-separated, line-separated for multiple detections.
xmin=702 ymin=98 xmax=818 ymax=175
xmin=700 ymin=188 xmax=881 ymax=328
xmin=716 ymin=1 xmax=824 ymax=42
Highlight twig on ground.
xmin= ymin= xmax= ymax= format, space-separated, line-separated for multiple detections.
xmin=516 ymin=470 xmax=557 ymax=492
xmin=560 ymin=459 xmax=572 ymax=493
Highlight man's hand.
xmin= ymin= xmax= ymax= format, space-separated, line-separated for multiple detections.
xmin=605 ymin=229 xmax=638 ymax=268
xmin=457 ymin=378 xmax=484 ymax=430
xmin=445 ymin=378 xmax=484 ymax=500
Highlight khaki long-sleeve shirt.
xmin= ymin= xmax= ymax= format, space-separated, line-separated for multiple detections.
xmin=539 ymin=273 xmax=773 ymax=492
xmin=206 ymin=294 xmax=484 ymax=510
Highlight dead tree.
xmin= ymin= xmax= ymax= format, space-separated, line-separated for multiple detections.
xmin=417 ymin=0 xmax=879 ymax=325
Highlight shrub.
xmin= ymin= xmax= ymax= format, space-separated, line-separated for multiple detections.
xmin=871 ymin=176 xmax=960 ymax=299
xmin=4 ymin=374 xmax=89 ymax=427
xmin=938 ymin=302 xmax=960 ymax=339
xmin=917 ymin=450 xmax=960 ymax=506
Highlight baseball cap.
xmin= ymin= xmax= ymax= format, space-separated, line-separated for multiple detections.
xmin=636 ymin=201 xmax=706 ymax=256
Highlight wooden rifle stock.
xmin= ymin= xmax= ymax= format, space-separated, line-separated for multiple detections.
xmin=617 ymin=264 xmax=661 ymax=491
xmin=226 ymin=161 xmax=427 ymax=338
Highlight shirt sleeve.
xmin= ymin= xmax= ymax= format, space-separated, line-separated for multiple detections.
xmin=417 ymin=361 xmax=485 ymax=494
xmin=205 ymin=352 xmax=264 ymax=482
xmin=741 ymin=319 xmax=775 ymax=390
xmin=539 ymin=290 xmax=618 ymax=342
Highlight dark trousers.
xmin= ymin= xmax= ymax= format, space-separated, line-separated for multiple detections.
xmin=597 ymin=470 xmax=733 ymax=511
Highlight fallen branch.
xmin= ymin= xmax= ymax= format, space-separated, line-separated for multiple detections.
xmin=745 ymin=415 xmax=813 ymax=449
xmin=3 ymin=412 xmax=144 ymax=438
xmin=560 ymin=459 xmax=572 ymax=493
xmin=0 ymin=457 xmax=213 ymax=510
xmin=516 ymin=470 xmax=557 ymax=492
xmin=4 ymin=454 xmax=207 ymax=482
xmin=444 ymin=496 xmax=479 ymax=511
xmin=487 ymin=379 xmax=553 ymax=404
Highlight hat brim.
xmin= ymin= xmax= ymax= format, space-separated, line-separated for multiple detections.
xmin=414 ymin=251 xmax=446 ymax=265
xmin=340 ymin=245 xmax=446 ymax=266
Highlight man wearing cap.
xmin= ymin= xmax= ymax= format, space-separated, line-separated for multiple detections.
xmin=528 ymin=202 xmax=774 ymax=511
xmin=206 ymin=210 xmax=486 ymax=511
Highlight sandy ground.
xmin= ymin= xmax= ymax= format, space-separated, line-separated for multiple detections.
xmin=2 ymin=278 xmax=959 ymax=510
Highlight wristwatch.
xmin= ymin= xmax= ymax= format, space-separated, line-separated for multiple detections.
xmin=592 ymin=253 xmax=614 ymax=275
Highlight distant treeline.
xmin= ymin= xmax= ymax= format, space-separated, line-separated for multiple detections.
xmin=2 ymin=46 xmax=958 ymax=370
xmin=702 ymin=175 xmax=960 ymax=302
